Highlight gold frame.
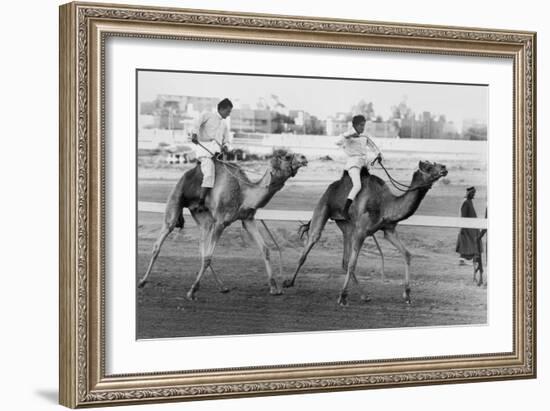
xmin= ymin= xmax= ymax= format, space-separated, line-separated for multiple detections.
xmin=59 ymin=1 xmax=536 ymax=408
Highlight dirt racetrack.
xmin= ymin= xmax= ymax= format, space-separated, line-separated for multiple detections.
xmin=136 ymin=156 xmax=487 ymax=339
xmin=136 ymin=214 xmax=487 ymax=339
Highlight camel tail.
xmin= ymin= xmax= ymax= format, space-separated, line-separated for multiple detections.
xmin=298 ymin=221 xmax=311 ymax=240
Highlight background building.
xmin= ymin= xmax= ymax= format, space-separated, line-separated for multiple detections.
xmin=138 ymin=94 xmax=486 ymax=151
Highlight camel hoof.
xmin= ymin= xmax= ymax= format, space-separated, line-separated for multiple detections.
xmin=270 ymin=288 xmax=283 ymax=296
xmin=282 ymin=279 xmax=294 ymax=288
xmin=220 ymin=287 xmax=230 ymax=294
xmin=138 ymin=279 xmax=147 ymax=288
xmin=337 ymin=294 xmax=348 ymax=306
xmin=403 ymin=288 xmax=411 ymax=304
xmin=186 ymin=290 xmax=197 ymax=301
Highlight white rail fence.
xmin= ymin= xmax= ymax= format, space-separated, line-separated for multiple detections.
xmin=138 ymin=201 xmax=487 ymax=229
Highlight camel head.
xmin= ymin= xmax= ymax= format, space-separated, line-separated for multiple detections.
xmin=416 ymin=160 xmax=448 ymax=186
xmin=270 ymin=149 xmax=308 ymax=179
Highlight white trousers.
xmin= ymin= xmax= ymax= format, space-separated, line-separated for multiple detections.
xmin=194 ymin=140 xmax=220 ymax=188
xmin=199 ymin=157 xmax=215 ymax=188
xmin=347 ymin=167 xmax=362 ymax=201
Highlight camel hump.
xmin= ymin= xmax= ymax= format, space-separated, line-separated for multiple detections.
xmin=333 ymin=167 xmax=390 ymax=205
xmin=364 ymin=172 xmax=386 ymax=188
xmin=213 ymin=158 xmax=253 ymax=184
xmin=184 ymin=159 xmax=245 ymax=189
xmin=341 ymin=166 xmax=372 ymax=179
xmin=167 ymin=160 xmax=251 ymax=212
xmin=341 ymin=166 xmax=367 ymax=179
xmin=341 ymin=167 xmax=386 ymax=188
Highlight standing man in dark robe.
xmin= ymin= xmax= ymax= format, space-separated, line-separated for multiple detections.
xmin=456 ymin=186 xmax=481 ymax=265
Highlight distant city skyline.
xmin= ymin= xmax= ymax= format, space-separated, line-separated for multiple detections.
xmin=138 ymin=70 xmax=488 ymax=130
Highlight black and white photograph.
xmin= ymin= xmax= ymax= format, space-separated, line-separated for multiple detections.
xmin=135 ymin=69 xmax=488 ymax=339
xmin=2 ymin=0 xmax=543 ymax=408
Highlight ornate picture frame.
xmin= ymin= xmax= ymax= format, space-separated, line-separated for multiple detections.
xmin=59 ymin=1 xmax=536 ymax=408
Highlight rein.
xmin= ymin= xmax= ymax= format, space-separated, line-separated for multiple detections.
xmin=371 ymin=158 xmax=434 ymax=193
xmin=196 ymin=141 xmax=270 ymax=187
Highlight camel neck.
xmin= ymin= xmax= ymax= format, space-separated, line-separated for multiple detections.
xmin=388 ymin=171 xmax=430 ymax=222
xmin=244 ymin=168 xmax=287 ymax=209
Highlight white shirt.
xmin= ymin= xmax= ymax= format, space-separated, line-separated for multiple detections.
xmin=336 ymin=128 xmax=381 ymax=169
xmin=192 ymin=111 xmax=230 ymax=146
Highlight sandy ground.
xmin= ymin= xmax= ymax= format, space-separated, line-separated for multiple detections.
xmin=136 ymin=216 xmax=487 ymax=338
xmin=136 ymin=156 xmax=488 ymax=339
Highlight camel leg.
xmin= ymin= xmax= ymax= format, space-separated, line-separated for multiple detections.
xmin=350 ymin=271 xmax=371 ymax=303
xmin=209 ymin=266 xmax=230 ymax=293
xmin=335 ymin=220 xmax=352 ymax=272
xmin=239 ymin=226 xmax=250 ymax=247
xmin=138 ymin=224 xmax=174 ymax=288
xmin=338 ymin=230 xmax=368 ymax=306
xmin=186 ymin=225 xmax=212 ymax=300
xmin=242 ymin=219 xmax=282 ymax=295
xmin=342 ymin=236 xmax=351 ymax=274
xmin=194 ymin=224 xmax=228 ymax=293
xmin=139 ymin=193 xmax=187 ymax=288
xmin=283 ymin=238 xmax=317 ymax=288
xmin=196 ymin=227 xmax=230 ymax=293
xmin=383 ymin=228 xmax=412 ymax=303
xmin=284 ymin=205 xmax=330 ymax=288
xmin=338 ymin=214 xmax=373 ymax=305
xmin=337 ymin=221 xmax=368 ymax=303
xmin=186 ymin=223 xmax=225 ymax=300
xmin=371 ymin=234 xmax=386 ymax=281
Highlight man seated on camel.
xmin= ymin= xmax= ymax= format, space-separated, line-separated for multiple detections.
xmin=191 ymin=98 xmax=233 ymax=212
xmin=336 ymin=114 xmax=383 ymax=220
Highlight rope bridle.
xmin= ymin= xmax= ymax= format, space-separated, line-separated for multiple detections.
xmin=370 ymin=157 xmax=436 ymax=193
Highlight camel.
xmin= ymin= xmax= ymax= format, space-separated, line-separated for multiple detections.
xmin=138 ymin=149 xmax=308 ymax=300
xmin=283 ymin=160 xmax=448 ymax=306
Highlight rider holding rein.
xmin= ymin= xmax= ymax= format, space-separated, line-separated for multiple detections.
xmin=336 ymin=114 xmax=383 ymax=220
xmin=191 ymin=98 xmax=233 ymax=212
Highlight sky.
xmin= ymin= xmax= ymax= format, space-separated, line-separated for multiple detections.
xmin=138 ymin=70 xmax=488 ymax=129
